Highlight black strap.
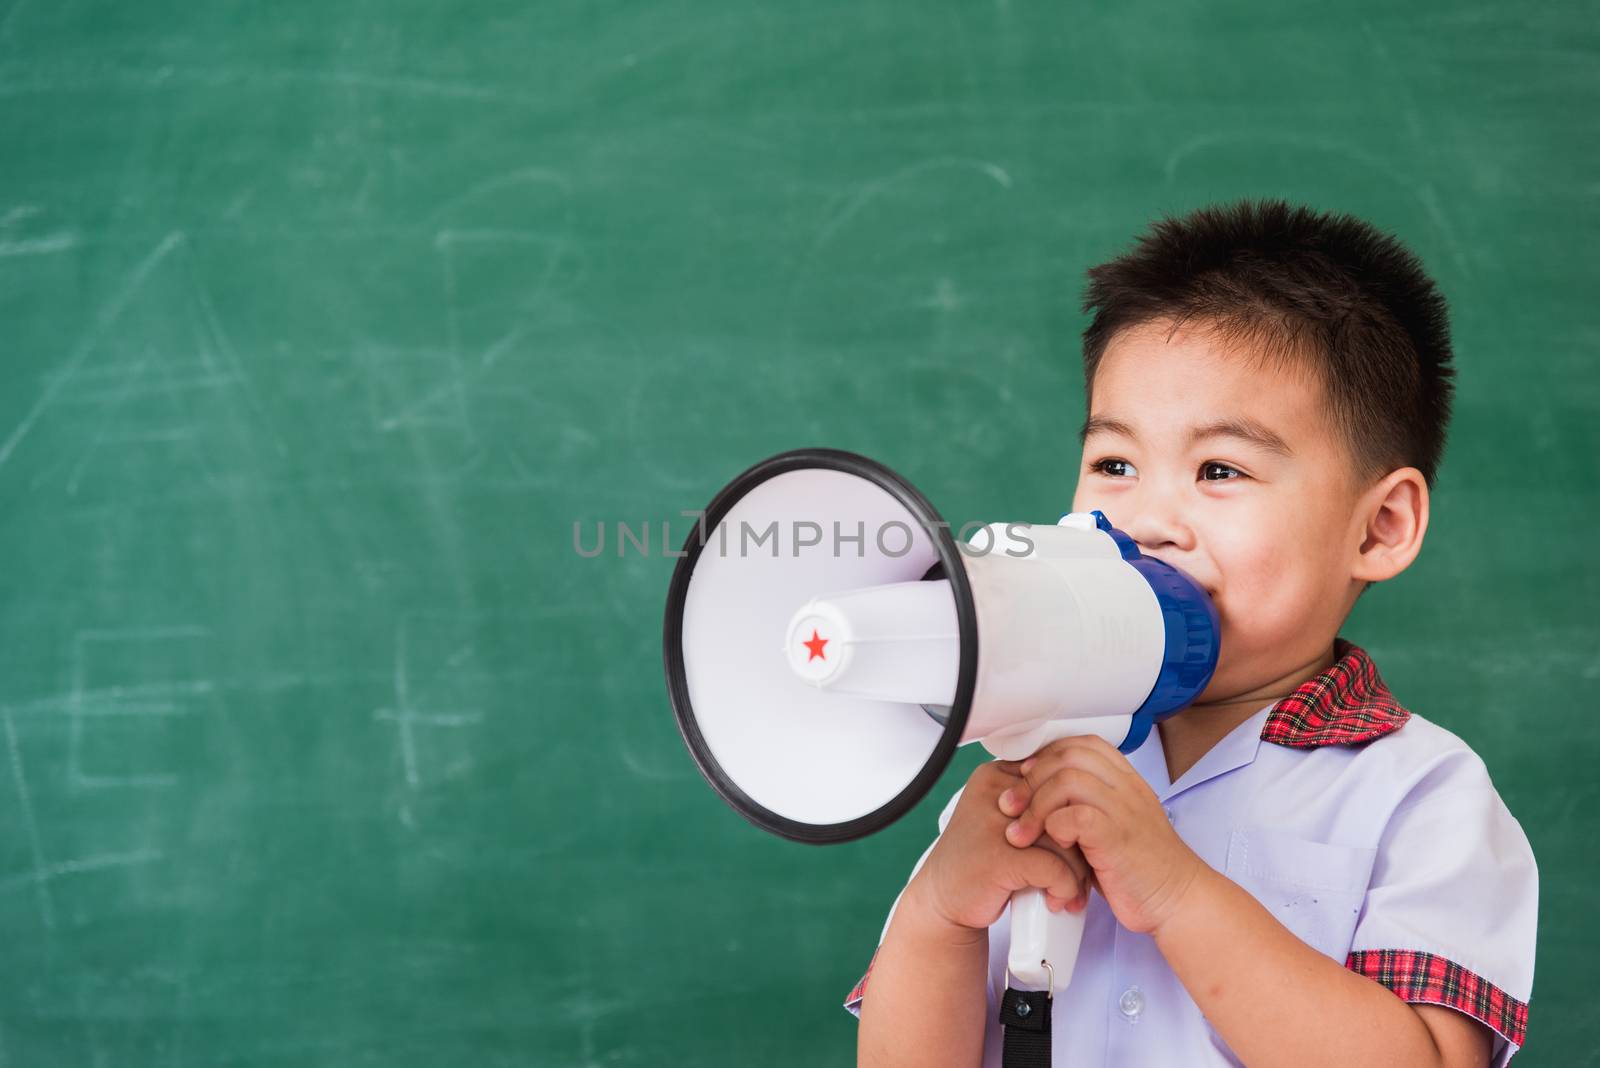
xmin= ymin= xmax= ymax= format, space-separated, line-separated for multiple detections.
xmin=999 ymin=986 xmax=1051 ymax=1067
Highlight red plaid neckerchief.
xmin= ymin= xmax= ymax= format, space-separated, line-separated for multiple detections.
xmin=1260 ymin=639 xmax=1409 ymax=748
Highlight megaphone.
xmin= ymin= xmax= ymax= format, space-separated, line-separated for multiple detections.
xmin=663 ymin=448 xmax=1218 ymax=995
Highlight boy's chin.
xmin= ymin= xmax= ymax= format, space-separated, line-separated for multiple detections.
xmin=1185 ymin=638 xmax=1338 ymax=711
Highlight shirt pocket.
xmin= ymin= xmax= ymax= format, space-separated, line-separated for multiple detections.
xmin=1223 ymin=824 xmax=1377 ymax=961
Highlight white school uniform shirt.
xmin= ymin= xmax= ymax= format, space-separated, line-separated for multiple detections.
xmin=845 ymin=640 xmax=1538 ymax=1066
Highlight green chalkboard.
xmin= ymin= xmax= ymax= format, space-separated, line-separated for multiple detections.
xmin=0 ymin=0 xmax=1593 ymax=1063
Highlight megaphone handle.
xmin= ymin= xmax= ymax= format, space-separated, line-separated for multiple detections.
xmin=997 ymin=888 xmax=1084 ymax=1063
xmin=1007 ymin=886 xmax=1086 ymax=994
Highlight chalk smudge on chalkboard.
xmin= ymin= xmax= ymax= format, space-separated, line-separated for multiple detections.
xmin=373 ymin=616 xmax=485 ymax=809
xmin=0 ymin=231 xmax=183 ymax=473
xmin=68 ymin=626 xmax=209 ymax=792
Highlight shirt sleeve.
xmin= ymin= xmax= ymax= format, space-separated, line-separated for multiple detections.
xmin=843 ymin=786 xmax=965 ymax=1019
xmin=1344 ymin=752 xmax=1537 ymax=1066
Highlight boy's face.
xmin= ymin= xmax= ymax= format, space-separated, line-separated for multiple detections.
xmin=1072 ymin=319 xmax=1369 ymax=702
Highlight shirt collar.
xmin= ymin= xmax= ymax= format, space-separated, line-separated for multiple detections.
xmin=1133 ymin=703 xmax=1270 ymax=802
xmin=1259 ymin=638 xmax=1410 ymax=749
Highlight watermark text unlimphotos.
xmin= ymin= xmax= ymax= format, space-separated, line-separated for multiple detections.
xmin=573 ymin=513 xmax=1035 ymax=559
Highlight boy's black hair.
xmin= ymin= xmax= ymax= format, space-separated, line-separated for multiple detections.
xmin=1082 ymin=199 xmax=1455 ymax=487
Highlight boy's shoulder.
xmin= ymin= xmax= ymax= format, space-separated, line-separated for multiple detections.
xmin=1345 ymin=705 xmax=1498 ymax=794
xmin=1260 ymin=638 xmax=1509 ymax=808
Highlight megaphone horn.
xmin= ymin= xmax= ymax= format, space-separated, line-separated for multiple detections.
xmin=663 ymin=448 xmax=1218 ymax=845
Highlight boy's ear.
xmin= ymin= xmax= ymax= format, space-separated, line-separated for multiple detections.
xmin=1351 ymin=467 xmax=1430 ymax=584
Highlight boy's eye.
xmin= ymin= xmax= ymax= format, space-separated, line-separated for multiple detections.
xmin=1089 ymin=458 xmax=1137 ymax=478
xmin=1200 ymin=461 xmax=1246 ymax=481
xmin=1090 ymin=458 xmax=1246 ymax=481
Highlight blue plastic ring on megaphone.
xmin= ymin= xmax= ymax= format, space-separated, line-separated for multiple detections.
xmin=1079 ymin=510 xmax=1221 ymax=753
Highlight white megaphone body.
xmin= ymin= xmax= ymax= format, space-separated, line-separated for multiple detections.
xmin=663 ymin=449 xmax=1219 ymax=999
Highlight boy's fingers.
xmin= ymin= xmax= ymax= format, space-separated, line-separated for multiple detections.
xmin=997 ymin=782 xmax=1032 ymax=817
xmin=1050 ymin=842 xmax=1096 ymax=908
xmin=1022 ymin=736 xmax=1134 ymax=781
xmin=1012 ymin=846 xmax=1084 ymax=907
xmin=1001 ymin=745 xmax=1126 ymax=816
xmin=1045 ymin=889 xmax=1090 ymax=913
xmin=1002 ymin=746 xmax=1120 ymax=816
xmin=1025 ymin=831 xmax=1088 ymax=872
xmin=1037 ymin=839 xmax=1092 ymax=897
xmin=1005 ymin=816 xmax=1045 ymax=848
xmin=1043 ymin=805 xmax=1107 ymax=860
xmin=1021 ymin=746 xmax=1126 ymax=796
xmin=1008 ymin=770 xmax=1114 ymax=844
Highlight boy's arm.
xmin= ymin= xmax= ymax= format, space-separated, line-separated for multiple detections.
xmin=853 ymin=761 xmax=1094 ymax=1068
xmin=1001 ymin=735 xmax=1505 ymax=1068
xmin=859 ymin=872 xmax=1490 ymax=1068
xmin=856 ymin=877 xmax=989 ymax=1068
xmin=1152 ymin=863 xmax=1491 ymax=1068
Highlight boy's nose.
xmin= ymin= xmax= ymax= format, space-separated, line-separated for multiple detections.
xmin=1122 ymin=501 xmax=1198 ymax=555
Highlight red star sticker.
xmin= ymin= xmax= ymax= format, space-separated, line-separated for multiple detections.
xmin=802 ymin=629 xmax=829 ymax=662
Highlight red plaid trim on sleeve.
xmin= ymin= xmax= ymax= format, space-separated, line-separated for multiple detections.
xmin=1347 ymin=948 xmax=1528 ymax=1048
xmin=843 ymin=949 xmax=877 ymax=1012
xmin=1260 ymin=639 xmax=1410 ymax=748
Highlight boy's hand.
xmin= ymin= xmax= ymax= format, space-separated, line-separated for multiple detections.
xmin=911 ymin=760 xmax=1096 ymax=934
xmin=997 ymin=735 xmax=1206 ymax=936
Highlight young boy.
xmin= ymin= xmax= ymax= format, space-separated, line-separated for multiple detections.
xmin=843 ymin=200 xmax=1537 ymax=1067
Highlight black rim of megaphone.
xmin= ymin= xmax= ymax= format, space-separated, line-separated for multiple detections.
xmin=662 ymin=448 xmax=979 ymax=845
